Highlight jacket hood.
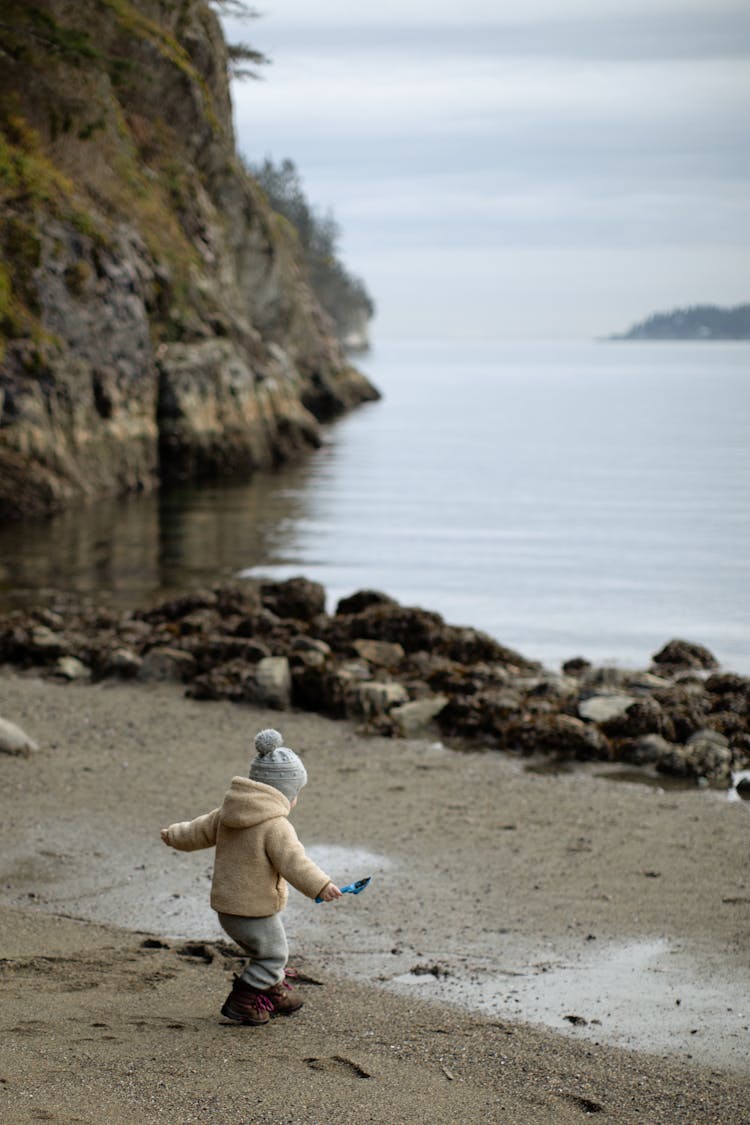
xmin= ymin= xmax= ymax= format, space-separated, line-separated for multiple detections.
xmin=219 ymin=777 xmax=290 ymax=829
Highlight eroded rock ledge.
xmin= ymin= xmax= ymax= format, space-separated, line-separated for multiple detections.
xmin=1 ymin=578 xmax=747 ymax=788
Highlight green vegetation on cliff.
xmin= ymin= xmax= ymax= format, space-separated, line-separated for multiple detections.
xmin=610 ymin=304 xmax=750 ymax=341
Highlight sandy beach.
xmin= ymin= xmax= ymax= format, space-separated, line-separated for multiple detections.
xmin=1 ymin=668 xmax=749 ymax=1123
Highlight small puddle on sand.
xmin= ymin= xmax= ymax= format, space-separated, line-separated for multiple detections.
xmin=384 ymin=937 xmax=750 ymax=1073
xmin=524 ymin=758 xmax=696 ymax=791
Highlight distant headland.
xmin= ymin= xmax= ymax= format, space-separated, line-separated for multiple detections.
xmin=608 ymin=303 xmax=750 ymax=340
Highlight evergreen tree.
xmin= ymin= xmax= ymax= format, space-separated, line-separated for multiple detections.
xmin=249 ymin=157 xmax=375 ymax=348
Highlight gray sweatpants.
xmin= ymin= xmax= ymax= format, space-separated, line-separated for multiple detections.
xmin=217 ymin=912 xmax=288 ymax=990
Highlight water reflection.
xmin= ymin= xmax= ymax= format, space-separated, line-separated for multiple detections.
xmin=0 ymin=456 xmax=322 ymax=611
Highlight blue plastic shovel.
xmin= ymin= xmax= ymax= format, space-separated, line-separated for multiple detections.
xmin=316 ymin=876 xmax=372 ymax=903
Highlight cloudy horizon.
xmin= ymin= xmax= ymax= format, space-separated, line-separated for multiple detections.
xmin=224 ymin=2 xmax=750 ymax=340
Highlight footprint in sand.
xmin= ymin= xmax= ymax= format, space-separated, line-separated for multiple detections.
xmin=304 ymin=1055 xmax=371 ymax=1079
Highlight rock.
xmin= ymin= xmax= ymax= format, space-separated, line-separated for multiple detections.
xmin=336 ymin=589 xmax=398 ymax=615
xmin=521 ymin=674 xmax=579 ymax=700
xmin=623 ymin=734 xmax=675 ymax=767
xmin=705 ymin=673 xmax=750 ymax=697
xmin=658 ymin=737 xmax=733 ymax=784
xmin=436 ymin=688 xmax=522 ymax=744
xmin=291 ymin=649 xmax=326 ymax=670
xmin=138 ymin=647 xmax=197 ymax=683
xmin=0 ymin=716 xmax=38 ymax=756
xmin=99 ymin=647 xmax=143 ymax=679
xmin=561 ymin=657 xmax=591 ymax=677
xmin=28 ymin=626 xmax=67 ymax=660
xmin=578 ymin=694 xmax=637 ymax=724
xmin=193 ymin=635 xmax=270 ymax=670
xmin=651 ymin=639 xmax=718 ymax=671
xmin=140 ymin=591 xmax=219 ymax=623
xmin=580 ymin=666 xmax=631 ymax=690
xmin=625 ymin=672 xmax=674 ymax=692
xmin=118 ymin=618 xmax=153 ymax=642
xmin=600 ymin=698 xmax=672 ymax=740
xmin=651 ymin=685 xmax=712 ymax=744
xmin=339 ymin=660 xmax=372 ymax=681
xmin=686 ymin=727 xmax=729 ymax=749
xmin=178 ymin=609 xmax=222 ymax=635
xmin=352 ymin=638 xmax=405 ymax=669
xmin=390 ymin=695 xmax=448 ymax=737
xmin=260 ymin=578 xmax=326 ymax=622
xmin=233 ymin=609 xmax=282 ymax=637
xmin=188 ymin=660 xmax=251 ymax=702
xmin=319 ymin=602 xmax=535 ymax=669
xmin=290 ymin=636 xmax=332 ymax=657
xmin=244 ymin=657 xmax=292 ymax=710
xmin=544 ymin=715 xmax=611 ymax=759
xmin=214 ymin=585 xmax=261 ymax=619
xmin=730 ymin=733 xmax=750 ymax=762
xmin=346 ymin=681 xmax=410 ymax=718
xmin=499 ymin=713 xmax=610 ymax=759
xmin=708 ymin=711 xmax=746 ymax=738
xmin=54 ymin=656 xmax=90 ymax=681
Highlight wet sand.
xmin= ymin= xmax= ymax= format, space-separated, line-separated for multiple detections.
xmin=1 ymin=669 xmax=749 ymax=1123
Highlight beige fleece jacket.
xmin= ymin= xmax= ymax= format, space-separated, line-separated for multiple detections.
xmin=165 ymin=777 xmax=331 ymax=917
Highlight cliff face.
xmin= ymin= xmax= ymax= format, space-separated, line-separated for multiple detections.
xmin=0 ymin=0 xmax=378 ymax=520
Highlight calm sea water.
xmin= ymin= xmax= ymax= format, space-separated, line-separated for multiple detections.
xmin=1 ymin=339 xmax=748 ymax=672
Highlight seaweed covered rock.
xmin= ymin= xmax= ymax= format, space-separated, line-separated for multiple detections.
xmin=260 ymin=578 xmax=326 ymax=623
xmin=651 ymin=638 xmax=718 ymax=673
xmin=318 ymin=600 xmax=536 ymax=669
xmin=0 ymin=585 xmax=747 ymax=787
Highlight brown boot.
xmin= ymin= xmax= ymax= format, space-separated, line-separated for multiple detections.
xmin=221 ymin=978 xmax=274 ymax=1025
xmin=263 ymin=979 xmax=304 ymax=1016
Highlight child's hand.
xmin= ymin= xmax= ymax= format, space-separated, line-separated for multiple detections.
xmin=318 ymin=882 xmax=343 ymax=902
xmin=160 ymin=828 xmax=171 ymax=846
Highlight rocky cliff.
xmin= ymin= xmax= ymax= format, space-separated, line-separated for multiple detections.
xmin=0 ymin=0 xmax=379 ymax=521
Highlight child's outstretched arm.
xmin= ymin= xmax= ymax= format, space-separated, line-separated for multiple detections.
xmin=160 ymin=808 xmax=220 ymax=851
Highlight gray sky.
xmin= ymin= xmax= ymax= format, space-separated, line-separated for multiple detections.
xmin=225 ymin=1 xmax=750 ymax=340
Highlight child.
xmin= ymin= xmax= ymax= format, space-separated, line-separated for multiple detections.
xmin=160 ymin=728 xmax=342 ymax=1025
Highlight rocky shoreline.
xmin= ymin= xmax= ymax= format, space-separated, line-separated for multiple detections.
xmin=1 ymin=576 xmax=748 ymax=789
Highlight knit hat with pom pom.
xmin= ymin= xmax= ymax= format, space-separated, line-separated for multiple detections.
xmin=249 ymin=729 xmax=308 ymax=802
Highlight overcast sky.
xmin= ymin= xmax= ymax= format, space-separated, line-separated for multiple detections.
xmin=225 ymin=1 xmax=750 ymax=340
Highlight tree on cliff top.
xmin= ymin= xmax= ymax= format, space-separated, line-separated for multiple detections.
xmin=209 ymin=0 xmax=269 ymax=79
xmin=250 ymin=157 xmax=375 ymax=350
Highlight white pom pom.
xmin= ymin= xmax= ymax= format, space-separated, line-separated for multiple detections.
xmin=254 ymin=728 xmax=284 ymax=756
